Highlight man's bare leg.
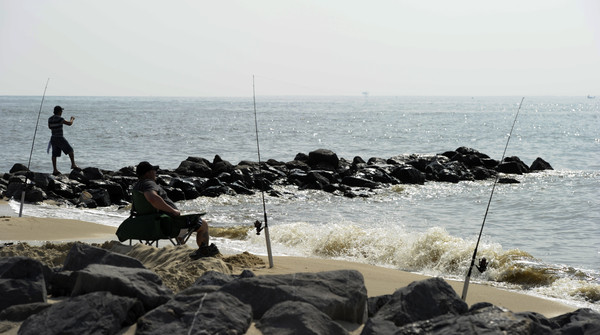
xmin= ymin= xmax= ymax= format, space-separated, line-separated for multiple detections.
xmin=196 ymin=219 xmax=209 ymax=247
xmin=52 ymin=156 xmax=60 ymax=175
xmin=68 ymin=152 xmax=79 ymax=170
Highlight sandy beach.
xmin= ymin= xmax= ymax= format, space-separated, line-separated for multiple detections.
xmin=0 ymin=201 xmax=576 ymax=321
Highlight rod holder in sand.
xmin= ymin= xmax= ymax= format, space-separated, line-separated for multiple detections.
xmin=252 ymin=75 xmax=274 ymax=268
xmin=461 ymin=97 xmax=524 ymax=301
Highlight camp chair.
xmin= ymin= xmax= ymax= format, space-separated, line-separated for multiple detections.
xmin=115 ymin=190 xmax=204 ymax=247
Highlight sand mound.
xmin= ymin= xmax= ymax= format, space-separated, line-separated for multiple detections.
xmin=0 ymin=241 xmax=81 ymax=268
xmin=1 ymin=241 xmax=266 ymax=294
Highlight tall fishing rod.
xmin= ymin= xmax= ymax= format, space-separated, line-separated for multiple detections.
xmin=461 ymin=97 xmax=525 ymax=301
xmin=252 ymin=75 xmax=274 ymax=268
xmin=19 ymin=78 xmax=50 ymax=217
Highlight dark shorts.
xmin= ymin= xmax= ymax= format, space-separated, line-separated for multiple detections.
xmin=50 ymin=136 xmax=74 ymax=157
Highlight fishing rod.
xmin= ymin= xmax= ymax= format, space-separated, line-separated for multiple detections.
xmin=461 ymin=97 xmax=525 ymax=301
xmin=19 ymin=78 xmax=50 ymax=217
xmin=252 ymin=75 xmax=274 ymax=268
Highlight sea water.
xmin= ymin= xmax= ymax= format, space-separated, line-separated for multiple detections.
xmin=1 ymin=95 xmax=599 ymax=311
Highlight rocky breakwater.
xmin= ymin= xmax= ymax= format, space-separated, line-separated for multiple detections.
xmin=0 ymin=242 xmax=598 ymax=334
xmin=1 ymin=147 xmax=554 ymax=208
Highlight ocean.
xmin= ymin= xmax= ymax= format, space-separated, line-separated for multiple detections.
xmin=1 ymin=95 xmax=599 ymax=311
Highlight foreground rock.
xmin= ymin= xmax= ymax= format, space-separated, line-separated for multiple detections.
xmin=1 ymin=242 xmax=598 ymax=334
xmin=1 ymin=147 xmax=553 ymax=207
xmin=18 ymin=292 xmax=144 ymax=335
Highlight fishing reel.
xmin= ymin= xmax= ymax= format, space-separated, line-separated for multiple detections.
xmin=254 ymin=220 xmax=263 ymax=235
xmin=475 ymin=257 xmax=488 ymax=273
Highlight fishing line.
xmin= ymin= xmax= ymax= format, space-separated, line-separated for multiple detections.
xmin=19 ymin=78 xmax=50 ymax=217
xmin=252 ymin=75 xmax=274 ymax=268
xmin=461 ymin=96 xmax=525 ymax=301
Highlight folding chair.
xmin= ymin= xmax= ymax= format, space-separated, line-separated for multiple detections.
xmin=115 ymin=191 xmax=203 ymax=247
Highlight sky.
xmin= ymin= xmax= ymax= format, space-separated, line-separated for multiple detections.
xmin=1 ymin=0 xmax=599 ymax=96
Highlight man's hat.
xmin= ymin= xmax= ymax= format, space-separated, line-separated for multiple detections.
xmin=136 ymin=161 xmax=159 ymax=177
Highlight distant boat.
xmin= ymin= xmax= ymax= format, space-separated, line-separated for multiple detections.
xmin=587 ymin=95 xmax=596 ymax=99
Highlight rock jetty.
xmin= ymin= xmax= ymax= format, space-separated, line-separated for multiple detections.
xmin=1 ymin=147 xmax=553 ymax=208
xmin=0 ymin=242 xmax=598 ymax=334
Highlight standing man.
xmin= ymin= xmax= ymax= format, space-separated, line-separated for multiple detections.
xmin=48 ymin=105 xmax=79 ymax=175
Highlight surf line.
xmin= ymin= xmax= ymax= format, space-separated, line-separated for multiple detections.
xmin=19 ymin=78 xmax=50 ymax=217
xmin=461 ymin=97 xmax=525 ymax=301
xmin=252 ymin=75 xmax=274 ymax=268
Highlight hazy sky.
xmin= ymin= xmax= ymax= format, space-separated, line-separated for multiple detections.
xmin=1 ymin=0 xmax=598 ymax=96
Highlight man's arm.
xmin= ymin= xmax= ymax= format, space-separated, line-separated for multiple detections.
xmin=143 ymin=190 xmax=180 ymax=216
xmin=63 ymin=117 xmax=75 ymax=126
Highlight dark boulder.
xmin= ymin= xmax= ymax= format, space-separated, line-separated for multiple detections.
xmin=359 ymin=167 xmax=396 ymax=184
xmin=406 ymin=157 xmax=431 ymax=172
xmin=437 ymin=168 xmax=460 ymax=183
xmin=389 ymin=305 xmax=552 ymax=335
xmin=285 ymin=159 xmax=310 ymax=172
xmin=192 ymin=270 xmax=256 ymax=287
xmin=367 ymin=294 xmax=393 ymax=317
xmin=82 ymin=167 xmax=104 ymax=181
xmin=367 ymin=157 xmax=388 ymax=166
xmin=391 ymin=166 xmax=425 ymax=185
xmin=9 ymin=163 xmax=28 ymax=174
xmin=18 ymin=291 xmax=144 ymax=335
xmin=136 ymin=290 xmax=252 ymax=335
xmin=82 ymin=188 xmax=111 ymax=207
xmin=5 ymin=176 xmax=26 ymax=199
xmin=471 ymin=166 xmax=496 ymax=180
xmin=362 ymin=277 xmax=468 ymax=333
xmin=550 ymin=308 xmax=600 ymax=334
xmin=213 ymin=158 xmax=234 ymax=176
xmin=456 ymin=146 xmax=489 ymax=158
xmin=287 ymin=169 xmax=309 ymax=186
xmin=228 ymin=181 xmax=255 ymax=195
xmin=24 ymin=186 xmax=45 ymax=203
xmin=256 ymin=300 xmax=348 ymax=335
xmin=201 ymin=185 xmax=236 ymax=197
xmin=302 ymin=171 xmax=333 ymax=190
xmin=50 ymin=243 xmax=146 ymax=296
xmin=164 ymin=186 xmax=186 ymax=201
xmin=451 ymin=153 xmax=485 ymax=168
xmin=68 ymin=168 xmax=88 ymax=184
xmin=497 ymin=156 xmax=530 ymax=174
xmin=0 ymin=257 xmax=47 ymax=312
xmin=498 ymin=177 xmax=520 ymax=184
xmin=219 ymin=270 xmax=367 ymax=323
xmin=72 ymin=263 xmax=172 ymax=310
xmin=0 ymin=302 xmax=51 ymax=322
xmin=89 ymin=180 xmax=125 ymax=203
xmin=50 ymin=179 xmax=79 ymax=199
xmin=341 ymin=176 xmax=380 ymax=189
xmin=31 ymin=172 xmax=52 ymax=190
xmin=63 ymin=243 xmax=145 ymax=272
xmin=308 ymin=149 xmax=339 ymax=171
xmin=530 ymin=157 xmax=553 ymax=171
xmin=118 ymin=166 xmax=137 ymax=177
xmin=170 ymin=177 xmax=200 ymax=199
xmin=175 ymin=159 xmax=212 ymax=177
xmin=293 ymin=152 xmax=309 ymax=163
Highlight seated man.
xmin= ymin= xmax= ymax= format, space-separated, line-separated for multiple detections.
xmin=133 ymin=161 xmax=218 ymax=259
